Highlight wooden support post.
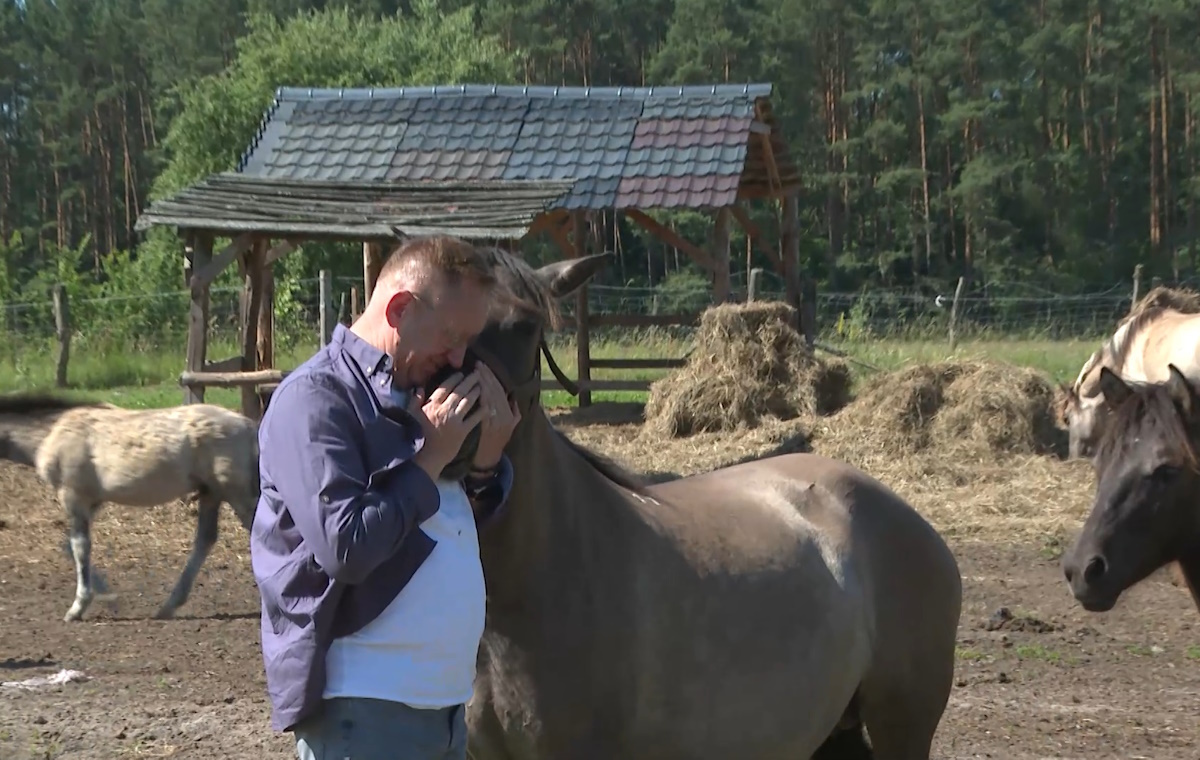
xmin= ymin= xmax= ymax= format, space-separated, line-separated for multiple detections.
xmin=801 ymin=277 xmax=817 ymax=348
xmin=1131 ymin=263 xmax=1143 ymax=313
xmin=52 ymin=283 xmax=70 ymax=388
xmin=712 ymin=207 xmax=732 ymax=303
xmin=185 ymin=232 xmax=214 ymax=404
xmin=948 ymin=276 xmax=966 ymax=350
xmin=572 ymin=210 xmax=592 ymax=407
xmin=351 ymin=287 xmax=361 ymax=322
xmin=363 ymin=242 xmax=385 ymax=303
xmin=781 ymin=194 xmax=802 ymax=333
xmin=257 ymin=252 xmax=275 ymax=373
xmin=319 ymin=269 xmax=333 ymax=347
xmin=239 ymin=239 xmax=265 ymax=420
xmin=338 ymin=291 xmax=348 ymax=326
xmin=748 ymin=268 xmax=763 ymax=302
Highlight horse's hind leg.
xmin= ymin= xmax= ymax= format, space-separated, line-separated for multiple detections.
xmin=155 ymin=491 xmax=220 ymax=620
xmin=61 ymin=491 xmax=97 ymax=622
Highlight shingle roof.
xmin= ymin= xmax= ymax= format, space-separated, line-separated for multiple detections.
xmin=133 ymin=174 xmax=575 ymax=240
xmin=236 ymin=83 xmax=798 ymax=210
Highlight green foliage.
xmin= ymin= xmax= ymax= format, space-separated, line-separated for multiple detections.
xmin=153 ymin=2 xmax=519 ymax=199
xmin=4 ymin=0 xmax=1200 ymax=396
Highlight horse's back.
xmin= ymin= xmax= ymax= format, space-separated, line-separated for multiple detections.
xmin=36 ymin=402 xmax=258 ymax=504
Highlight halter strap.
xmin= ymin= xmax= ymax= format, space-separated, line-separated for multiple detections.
xmin=470 ymin=335 xmax=579 ymax=412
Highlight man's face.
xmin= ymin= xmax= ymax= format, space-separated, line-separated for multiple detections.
xmin=388 ymin=278 xmax=491 ymax=388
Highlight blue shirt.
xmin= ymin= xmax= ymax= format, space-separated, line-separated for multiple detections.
xmin=250 ymin=323 xmax=513 ymax=732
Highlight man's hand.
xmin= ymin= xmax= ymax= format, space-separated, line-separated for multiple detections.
xmin=471 ymin=362 xmax=521 ymax=472
xmin=409 ymin=371 xmax=485 ymax=480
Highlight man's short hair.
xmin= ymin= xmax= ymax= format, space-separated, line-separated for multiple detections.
xmin=378 ymin=235 xmax=498 ymax=295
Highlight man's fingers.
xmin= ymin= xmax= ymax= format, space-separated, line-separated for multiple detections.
xmin=428 ymin=373 xmax=463 ymax=404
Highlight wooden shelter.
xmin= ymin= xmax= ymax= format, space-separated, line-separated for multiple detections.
xmin=135 ymin=83 xmax=802 ymax=416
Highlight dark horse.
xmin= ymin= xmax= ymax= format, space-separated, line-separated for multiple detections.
xmin=456 ymin=246 xmax=962 ymax=759
xmin=1062 ymin=364 xmax=1200 ymax=612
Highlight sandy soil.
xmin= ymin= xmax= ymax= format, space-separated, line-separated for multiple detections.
xmin=1 ymin=412 xmax=1198 ymax=760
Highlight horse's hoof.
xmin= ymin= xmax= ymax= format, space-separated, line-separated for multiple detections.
xmin=152 ymin=606 xmax=176 ymax=620
xmin=63 ymin=609 xmax=83 ymax=622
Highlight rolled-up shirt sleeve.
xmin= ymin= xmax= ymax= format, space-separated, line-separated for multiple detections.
xmin=259 ymin=373 xmax=441 ymax=585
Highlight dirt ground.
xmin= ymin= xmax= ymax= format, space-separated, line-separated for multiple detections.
xmin=1 ymin=409 xmax=1198 ymax=760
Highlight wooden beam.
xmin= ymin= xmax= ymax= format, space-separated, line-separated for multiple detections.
xmin=571 ymin=210 xmax=592 ymax=407
xmin=189 ymin=233 xmax=254 ymax=294
xmin=623 ymin=209 xmax=717 ymax=272
xmin=264 ymin=240 xmax=296 ymax=266
xmin=184 ymin=233 xmax=214 ymax=404
xmin=524 ymin=210 xmax=569 ymax=239
xmin=180 ymin=369 xmax=289 ymax=388
xmin=363 ymin=242 xmax=385 ymax=302
xmin=729 ymin=204 xmax=782 ymax=272
xmin=240 ymin=239 xmax=267 ymax=420
xmin=712 ymin=207 xmax=732 ymax=303
xmin=781 ymin=194 xmax=804 ymax=336
xmin=257 ymin=254 xmax=275 ymax=372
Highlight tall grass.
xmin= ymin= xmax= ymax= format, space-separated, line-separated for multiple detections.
xmin=0 ymin=324 xmax=1101 ymax=410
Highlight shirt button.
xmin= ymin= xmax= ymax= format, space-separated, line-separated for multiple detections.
xmin=321 ymin=494 xmax=331 ymax=504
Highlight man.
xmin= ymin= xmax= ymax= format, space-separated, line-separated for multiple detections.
xmin=251 ymin=235 xmax=522 ymax=760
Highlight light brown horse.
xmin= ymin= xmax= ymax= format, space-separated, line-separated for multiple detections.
xmin=460 ymin=248 xmax=963 ymax=759
xmin=1059 ymin=288 xmax=1200 ymax=459
xmin=0 ymin=395 xmax=259 ymax=621
xmin=1062 ymin=364 xmax=1200 ymax=613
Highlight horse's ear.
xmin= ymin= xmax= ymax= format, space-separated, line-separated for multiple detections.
xmin=1167 ymin=364 xmax=1196 ymax=418
xmin=535 ymin=251 xmax=614 ymax=299
xmin=1098 ymin=367 xmax=1133 ymax=409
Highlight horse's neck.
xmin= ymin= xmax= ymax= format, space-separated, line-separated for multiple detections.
xmin=0 ymin=413 xmax=57 ymax=468
xmin=479 ymin=408 xmax=639 ymax=614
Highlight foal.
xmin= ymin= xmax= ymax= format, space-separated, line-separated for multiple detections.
xmin=0 ymin=394 xmax=259 ymax=621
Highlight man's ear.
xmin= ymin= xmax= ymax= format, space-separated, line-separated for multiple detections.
xmin=534 ymin=251 xmax=614 ymax=299
xmin=383 ymin=290 xmax=415 ymax=328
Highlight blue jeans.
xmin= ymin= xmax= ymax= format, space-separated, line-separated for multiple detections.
xmin=293 ymin=698 xmax=467 ymax=760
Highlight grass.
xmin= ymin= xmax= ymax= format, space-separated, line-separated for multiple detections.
xmin=0 ymin=329 xmax=1104 ymax=411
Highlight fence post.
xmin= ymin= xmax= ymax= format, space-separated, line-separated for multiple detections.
xmin=338 ymin=291 xmax=347 ymax=326
xmin=52 ymin=283 xmax=70 ymax=388
xmin=948 ymin=276 xmax=966 ymax=350
xmin=1130 ymin=263 xmax=1143 ymax=312
xmin=748 ymin=267 xmax=763 ymax=302
xmin=319 ymin=269 xmax=332 ymax=346
xmin=350 ymin=286 xmax=360 ymax=322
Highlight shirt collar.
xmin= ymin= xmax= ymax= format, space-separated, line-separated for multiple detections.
xmin=331 ymin=323 xmax=392 ymax=379
xmin=330 ymin=323 xmax=413 ymax=411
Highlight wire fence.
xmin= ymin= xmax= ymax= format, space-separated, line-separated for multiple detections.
xmin=0 ymin=266 xmax=1155 ymax=353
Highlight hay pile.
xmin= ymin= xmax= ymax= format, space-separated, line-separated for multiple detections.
xmin=816 ymin=360 xmax=1064 ymax=463
xmin=642 ymin=301 xmax=853 ymax=438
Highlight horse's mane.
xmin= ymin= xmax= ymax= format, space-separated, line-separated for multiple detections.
xmin=479 ymin=245 xmax=565 ymax=331
xmin=0 ymin=392 xmax=99 ymax=416
xmin=478 ymin=245 xmax=651 ymax=496
xmin=1074 ymin=288 xmax=1200 ymax=398
xmin=1095 ymin=379 xmax=1200 ymax=469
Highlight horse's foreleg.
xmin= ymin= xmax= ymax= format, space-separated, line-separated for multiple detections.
xmin=155 ymin=492 xmax=220 ymax=620
xmin=62 ymin=493 xmax=96 ymax=623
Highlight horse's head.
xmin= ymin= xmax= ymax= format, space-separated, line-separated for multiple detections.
xmin=1062 ymin=364 xmax=1200 ymax=611
xmin=469 ymin=247 xmax=614 ymax=424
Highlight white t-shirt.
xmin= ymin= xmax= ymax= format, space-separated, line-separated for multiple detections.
xmin=322 ymin=479 xmax=486 ymax=708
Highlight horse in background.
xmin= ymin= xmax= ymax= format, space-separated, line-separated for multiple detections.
xmin=0 ymin=394 xmax=259 ymax=622
xmin=1062 ymin=365 xmax=1200 ymax=614
xmin=1058 ymin=286 xmax=1200 ymax=460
